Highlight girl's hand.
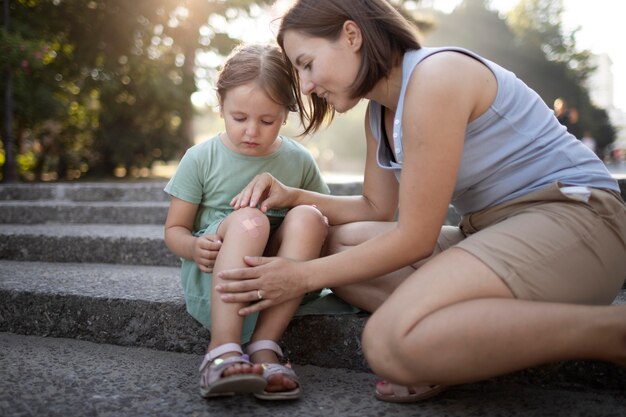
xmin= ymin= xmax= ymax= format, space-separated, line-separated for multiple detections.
xmin=215 ymin=256 xmax=308 ymax=315
xmin=192 ymin=234 xmax=222 ymax=273
xmin=230 ymin=173 xmax=295 ymax=212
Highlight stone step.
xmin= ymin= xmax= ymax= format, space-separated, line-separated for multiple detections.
xmin=1 ymin=178 xmax=623 ymax=202
xmin=0 ymin=200 xmax=169 ymax=224
xmin=1 ymin=260 xmax=625 ymax=391
xmin=0 ymin=200 xmax=461 ymax=226
xmin=0 ymin=181 xmax=171 ymax=202
xmin=0 ymin=181 xmax=364 ymax=202
xmin=2 ymin=332 xmax=625 ymax=417
xmin=0 ymin=224 xmax=177 ymax=266
xmin=0 ymin=260 xmax=366 ymax=370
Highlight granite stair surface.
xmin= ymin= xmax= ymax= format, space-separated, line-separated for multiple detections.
xmin=1 ymin=180 xmax=625 ymax=416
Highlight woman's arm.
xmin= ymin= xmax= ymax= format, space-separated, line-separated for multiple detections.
xmin=164 ymin=197 xmax=222 ymax=273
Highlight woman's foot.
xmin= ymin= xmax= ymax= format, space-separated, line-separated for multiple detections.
xmin=375 ymin=380 xmax=447 ymax=403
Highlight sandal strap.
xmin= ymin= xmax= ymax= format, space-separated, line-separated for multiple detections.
xmin=200 ymin=355 xmax=256 ymax=386
xmin=246 ymin=340 xmax=283 ymax=357
xmin=199 ymin=343 xmax=244 ymax=372
xmin=261 ymin=363 xmax=299 ymax=385
xmin=391 ymin=384 xmax=410 ymax=396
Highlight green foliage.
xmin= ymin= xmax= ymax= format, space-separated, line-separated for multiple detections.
xmin=422 ymin=0 xmax=615 ymax=150
xmin=1 ymin=0 xmax=273 ymax=181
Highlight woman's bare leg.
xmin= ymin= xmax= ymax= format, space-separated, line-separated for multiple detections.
xmin=208 ymin=207 xmax=270 ymax=376
xmin=326 ymin=222 xmax=463 ymax=312
xmin=362 ymin=248 xmax=626 ymax=386
xmin=250 ymin=205 xmax=329 ymax=391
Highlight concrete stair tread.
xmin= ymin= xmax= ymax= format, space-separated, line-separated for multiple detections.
xmin=0 ymin=223 xmax=164 ymax=238
xmin=0 ymin=181 xmax=170 ymax=202
xmin=0 ymin=201 xmax=169 ymax=224
xmin=4 ymin=260 xmax=621 ymax=307
xmin=0 ymin=260 xmax=181 ymax=303
xmin=0 ymin=259 xmax=368 ymax=366
xmin=2 ymin=332 xmax=625 ymax=417
xmin=1 ymin=259 xmax=625 ymax=373
xmin=0 ymin=224 xmax=176 ymax=266
xmin=0 ymin=200 xmax=169 ymax=208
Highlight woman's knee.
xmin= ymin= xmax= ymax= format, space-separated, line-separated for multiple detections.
xmin=362 ymin=310 xmax=408 ymax=381
xmin=362 ymin=303 xmax=433 ymax=384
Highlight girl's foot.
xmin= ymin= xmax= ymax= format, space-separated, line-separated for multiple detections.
xmin=218 ymin=351 xmax=264 ymax=377
xmin=246 ymin=340 xmax=302 ymax=400
xmin=199 ymin=343 xmax=266 ymax=398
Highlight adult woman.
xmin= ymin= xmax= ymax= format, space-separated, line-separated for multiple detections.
xmin=217 ymin=0 xmax=626 ymax=402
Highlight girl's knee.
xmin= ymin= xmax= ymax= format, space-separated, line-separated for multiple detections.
xmin=225 ymin=207 xmax=270 ymax=238
xmin=284 ymin=205 xmax=328 ymax=236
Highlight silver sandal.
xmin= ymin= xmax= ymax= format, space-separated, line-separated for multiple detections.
xmin=246 ymin=340 xmax=301 ymax=400
xmin=199 ymin=342 xmax=266 ymax=398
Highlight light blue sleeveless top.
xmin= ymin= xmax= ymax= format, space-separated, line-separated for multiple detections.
xmin=368 ymin=47 xmax=618 ymax=215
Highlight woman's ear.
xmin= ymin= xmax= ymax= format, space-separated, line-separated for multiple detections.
xmin=342 ymin=20 xmax=362 ymax=51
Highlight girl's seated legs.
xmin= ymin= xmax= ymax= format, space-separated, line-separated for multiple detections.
xmin=249 ymin=205 xmax=328 ymax=393
xmin=208 ymin=206 xmax=270 ymax=376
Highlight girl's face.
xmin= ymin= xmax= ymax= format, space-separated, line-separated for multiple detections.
xmin=282 ymin=26 xmax=362 ymax=113
xmin=219 ymin=82 xmax=287 ymax=157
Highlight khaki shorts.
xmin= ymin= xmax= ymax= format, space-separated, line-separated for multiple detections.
xmin=435 ymin=183 xmax=626 ymax=305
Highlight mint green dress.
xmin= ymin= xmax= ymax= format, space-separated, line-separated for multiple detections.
xmin=165 ymin=134 xmax=356 ymax=342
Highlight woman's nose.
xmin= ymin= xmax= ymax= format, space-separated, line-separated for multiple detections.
xmin=299 ymin=77 xmax=315 ymax=95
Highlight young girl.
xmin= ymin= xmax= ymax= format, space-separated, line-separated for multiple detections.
xmin=164 ymin=44 xmax=330 ymax=400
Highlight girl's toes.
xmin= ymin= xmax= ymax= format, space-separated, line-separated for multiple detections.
xmin=265 ymin=373 xmax=296 ymax=392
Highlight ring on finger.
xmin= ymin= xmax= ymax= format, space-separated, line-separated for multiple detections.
xmin=257 ymin=289 xmax=263 ymax=300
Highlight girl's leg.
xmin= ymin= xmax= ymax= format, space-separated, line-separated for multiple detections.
xmin=362 ymin=247 xmax=626 ymax=387
xmin=249 ymin=205 xmax=328 ymax=392
xmin=208 ymin=207 xmax=270 ymax=377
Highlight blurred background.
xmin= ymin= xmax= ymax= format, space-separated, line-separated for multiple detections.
xmin=1 ymin=0 xmax=625 ymax=183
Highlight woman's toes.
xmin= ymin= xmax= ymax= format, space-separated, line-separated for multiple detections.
xmin=375 ymin=380 xmax=395 ymax=396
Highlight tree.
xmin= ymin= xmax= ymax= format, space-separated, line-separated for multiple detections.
xmin=422 ymin=0 xmax=615 ymax=149
xmin=1 ymin=0 xmax=273 ymax=181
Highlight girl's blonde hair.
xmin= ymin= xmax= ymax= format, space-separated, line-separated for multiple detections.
xmin=216 ymin=44 xmax=298 ymax=113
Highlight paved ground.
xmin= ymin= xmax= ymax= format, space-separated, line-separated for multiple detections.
xmin=1 ymin=332 xmax=625 ymax=417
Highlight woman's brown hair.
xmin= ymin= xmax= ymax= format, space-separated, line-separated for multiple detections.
xmin=277 ymin=0 xmax=421 ymax=135
xmin=216 ymin=44 xmax=297 ymax=113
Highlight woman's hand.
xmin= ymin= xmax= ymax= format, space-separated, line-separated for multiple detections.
xmin=192 ymin=234 xmax=222 ymax=273
xmin=230 ymin=173 xmax=295 ymax=212
xmin=215 ymin=256 xmax=309 ymax=315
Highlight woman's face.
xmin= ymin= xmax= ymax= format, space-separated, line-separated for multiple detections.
xmin=282 ymin=28 xmax=362 ymax=113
